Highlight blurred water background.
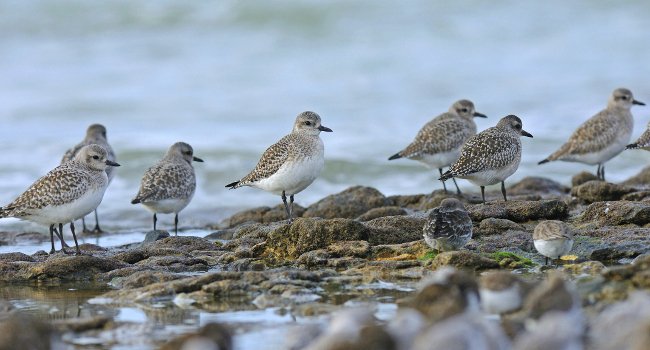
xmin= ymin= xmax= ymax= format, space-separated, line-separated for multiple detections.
xmin=1 ymin=0 xmax=649 ymax=233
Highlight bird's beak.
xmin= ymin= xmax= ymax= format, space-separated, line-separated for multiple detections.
xmin=318 ymin=125 xmax=333 ymax=132
xmin=106 ymin=160 xmax=121 ymax=167
xmin=633 ymin=99 xmax=646 ymax=106
xmin=193 ymin=156 xmax=204 ymax=162
xmin=521 ymin=130 xmax=533 ymax=138
xmin=473 ymin=112 xmax=488 ymax=118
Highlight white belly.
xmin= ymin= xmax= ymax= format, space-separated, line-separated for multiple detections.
xmin=462 ymin=159 xmax=521 ymax=186
xmin=27 ymin=188 xmax=106 ymax=225
xmin=534 ymin=238 xmax=574 ymax=259
xmin=142 ymin=197 xmax=193 ymax=214
xmin=252 ymin=156 xmax=324 ymax=196
xmin=417 ymin=149 xmax=461 ymax=169
xmin=560 ymin=132 xmax=631 ymax=165
xmin=479 ymin=285 xmax=522 ymax=314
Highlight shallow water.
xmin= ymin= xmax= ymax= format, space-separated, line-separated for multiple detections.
xmin=1 ymin=0 xmax=650 ymax=233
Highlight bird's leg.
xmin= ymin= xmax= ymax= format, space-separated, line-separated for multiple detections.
xmin=480 ymin=186 xmax=486 ymax=204
xmin=501 ymin=181 xmax=507 ymax=201
xmin=545 ymin=256 xmax=549 ymax=266
xmin=289 ymin=195 xmax=295 ymax=222
xmin=452 ymin=177 xmax=462 ymax=195
xmin=281 ymin=191 xmax=292 ymax=223
xmin=174 ymin=213 xmax=179 ymax=236
xmin=70 ymin=221 xmax=81 ymax=255
xmin=53 ymin=225 xmax=69 ymax=248
xmin=438 ymin=168 xmax=448 ymax=193
xmin=92 ymin=209 xmax=103 ymax=233
xmin=59 ymin=223 xmax=69 ymax=254
xmin=49 ymin=224 xmax=56 ymax=254
xmin=82 ymin=216 xmax=90 ymax=233
xmin=601 ymin=164 xmax=606 ymax=181
xmin=153 ymin=213 xmax=157 ymax=231
xmin=596 ymin=164 xmax=602 ymax=180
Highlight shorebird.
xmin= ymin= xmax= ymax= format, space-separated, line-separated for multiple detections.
xmin=440 ymin=115 xmax=533 ymax=203
xmin=131 ymin=142 xmax=203 ymax=235
xmin=226 ymin=111 xmax=332 ymax=223
xmin=423 ymin=198 xmax=472 ymax=252
xmin=479 ymin=270 xmax=530 ymax=315
xmin=0 ymin=145 xmax=119 ymax=254
xmin=533 ymin=220 xmax=574 ymax=265
xmin=62 ymin=124 xmax=116 ymax=233
xmin=626 ymin=121 xmax=650 ymax=151
xmin=388 ymin=99 xmax=487 ymax=194
xmin=539 ymin=88 xmax=644 ymax=180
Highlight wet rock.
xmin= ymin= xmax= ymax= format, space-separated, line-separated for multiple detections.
xmin=117 ymin=270 xmax=184 ymax=289
xmin=145 ymin=236 xmax=220 ymax=253
xmin=204 ymin=228 xmax=235 ymax=240
xmin=364 ymin=215 xmax=426 ymax=245
xmin=622 ymin=165 xmax=650 ymax=187
xmin=202 ymin=279 xmax=258 ymax=297
xmin=53 ymin=315 xmax=111 ymax=332
xmin=303 ymin=186 xmax=390 ymax=219
xmin=357 ymin=206 xmax=407 ymax=221
xmin=0 ymin=313 xmax=53 ymax=350
xmin=476 ymin=218 xmax=524 ymax=237
xmin=571 ymin=180 xmax=635 ymax=203
xmin=225 ymin=204 xmax=305 ymax=227
xmin=371 ymin=241 xmax=429 ymax=260
xmin=562 ymin=261 xmax=606 ymax=276
xmin=572 ymin=171 xmax=600 ymax=187
xmin=297 ymin=249 xmax=330 ymax=267
xmin=472 ymin=230 xmax=534 ymax=255
xmin=429 ymin=251 xmax=499 ymax=271
xmin=160 ymin=323 xmax=233 ymax=350
xmin=0 ymin=252 xmax=34 ymax=263
xmin=590 ymin=243 xmax=649 ymax=262
xmin=327 ymin=240 xmax=370 ymax=258
xmin=622 ymin=191 xmax=650 ymax=201
xmin=580 ymin=201 xmax=650 ymax=226
xmin=467 ymin=200 xmax=568 ymax=222
xmin=142 ymin=230 xmax=170 ymax=245
xmin=232 ymin=222 xmax=284 ymax=240
xmin=8 ymin=255 xmax=127 ymax=282
xmin=226 ymin=258 xmax=266 ymax=271
xmin=135 ymin=256 xmax=208 ymax=273
xmin=508 ymin=176 xmax=570 ymax=196
xmin=261 ymin=218 xmax=369 ymax=262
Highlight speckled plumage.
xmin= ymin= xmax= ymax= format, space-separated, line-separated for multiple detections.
xmin=533 ymin=220 xmax=574 ymax=264
xmin=627 ymin=121 xmax=650 ymax=151
xmin=132 ymin=142 xmax=202 ymax=235
xmin=0 ymin=144 xmax=119 ymax=254
xmin=226 ymin=111 xmax=332 ymax=222
xmin=423 ymin=198 xmax=472 ymax=252
xmin=540 ymin=88 xmax=644 ymax=180
xmin=440 ymin=115 xmax=532 ymax=202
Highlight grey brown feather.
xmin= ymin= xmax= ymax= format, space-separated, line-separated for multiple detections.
xmin=423 ymin=198 xmax=472 ymax=252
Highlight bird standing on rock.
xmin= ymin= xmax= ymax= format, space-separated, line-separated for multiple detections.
xmin=423 ymin=198 xmax=472 ymax=252
xmin=226 ymin=111 xmax=332 ymax=223
xmin=440 ymin=115 xmax=533 ymax=203
xmin=388 ymin=99 xmax=487 ymax=194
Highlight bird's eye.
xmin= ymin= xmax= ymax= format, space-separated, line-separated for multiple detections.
xmin=92 ymin=155 xmax=99 ymax=160
xmin=461 ymin=108 xmax=468 ymax=113
xmin=304 ymin=121 xmax=312 ymax=126
xmin=515 ymin=124 xmax=521 ymax=129
xmin=621 ymin=96 xmax=628 ymax=100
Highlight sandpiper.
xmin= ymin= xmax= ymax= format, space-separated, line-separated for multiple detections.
xmin=0 ymin=144 xmax=119 ymax=254
xmin=533 ymin=220 xmax=574 ymax=265
xmin=131 ymin=142 xmax=203 ymax=235
xmin=62 ymin=124 xmax=116 ymax=233
xmin=388 ymin=99 xmax=487 ymax=193
xmin=226 ymin=111 xmax=332 ymax=223
xmin=423 ymin=198 xmax=472 ymax=252
xmin=626 ymin=121 xmax=650 ymax=151
xmin=479 ymin=270 xmax=530 ymax=315
xmin=539 ymin=88 xmax=644 ymax=180
xmin=440 ymin=115 xmax=533 ymax=203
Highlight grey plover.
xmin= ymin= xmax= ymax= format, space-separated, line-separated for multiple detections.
xmin=423 ymin=198 xmax=472 ymax=252
xmin=388 ymin=99 xmax=487 ymax=193
xmin=479 ymin=270 xmax=529 ymax=315
xmin=412 ymin=312 xmax=511 ymax=350
xmin=0 ymin=144 xmax=119 ymax=254
xmin=131 ymin=142 xmax=203 ymax=235
xmin=533 ymin=220 xmax=574 ymax=265
xmin=539 ymin=88 xmax=645 ymax=180
xmin=440 ymin=115 xmax=533 ymax=203
xmin=62 ymin=123 xmax=116 ymax=233
xmin=226 ymin=111 xmax=332 ymax=223
xmin=626 ymin=121 xmax=650 ymax=151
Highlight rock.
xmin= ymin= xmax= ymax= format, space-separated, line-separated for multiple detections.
xmin=225 ymin=204 xmax=305 ymax=227
xmin=135 ymin=256 xmax=208 ymax=273
xmin=387 ymin=194 xmax=427 ymax=210
xmin=364 ymin=215 xmax=426 ymax=245
xmin=160 ymin=323 xmax=233 ymax=350
xmin=472 ymin=230 xmax=534 ymax=254
xmin=0 ymin=253 xmax=34 ymax=263
xmin=571 ymin=180 xmax=635 ymax=203
xmin=372 ymin=241 xmax=430 ymax=260
xmin=476 ymin=218 xmax=524 ymax=237
xmin=145 ymin=236 xmax=220 ymax=253
xmin=622 ymin=165 xmax=650 ymax=187
xmin=508 ymin=177 xmax=570 ymax=196
xmin=10 ymin=255 xmax=126 ymax=282
xmin=261 ymin=218 xmax=369 ymax=261
xmin=142 ymin=230 xmax=170 ymax=245
xmin=53 ymin=315 xmax=111 ymax=332
xmin=572 ymin=171 xmax=600 ymax=187
xmin=303 ymin=186 xmax=390 ymax=219
xmin=297 ymin=249 xmax=331 ymax=267
xmin=590 ymin=244 xmax=649 ymax=262
xmin=467 ymin=200 xmax=568 ymax=222
xmin=0 ymin=313 xmax=53 ymax=350
xmin=204 ymin=229 xmax=235 ymax=240
xmin=562 ymin=261 xmax=606 ymax=276
xmin=357 ymin=206 xmax=407 ymax=221
xmin=117 ymin=270 xmax=184 ymax=289
xmin=622 ymin=191 xmax=650 ymax=201
xmin=580 ymin=201 xmax=650 ymax=226
xmin=429 ymin=251 xmax=499 ymax=271
xmin=327 ymin=240 xmax=370 ymax=258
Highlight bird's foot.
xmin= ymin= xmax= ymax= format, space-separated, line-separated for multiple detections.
xmin=91 ymin=226 xmax=104 ymax=234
